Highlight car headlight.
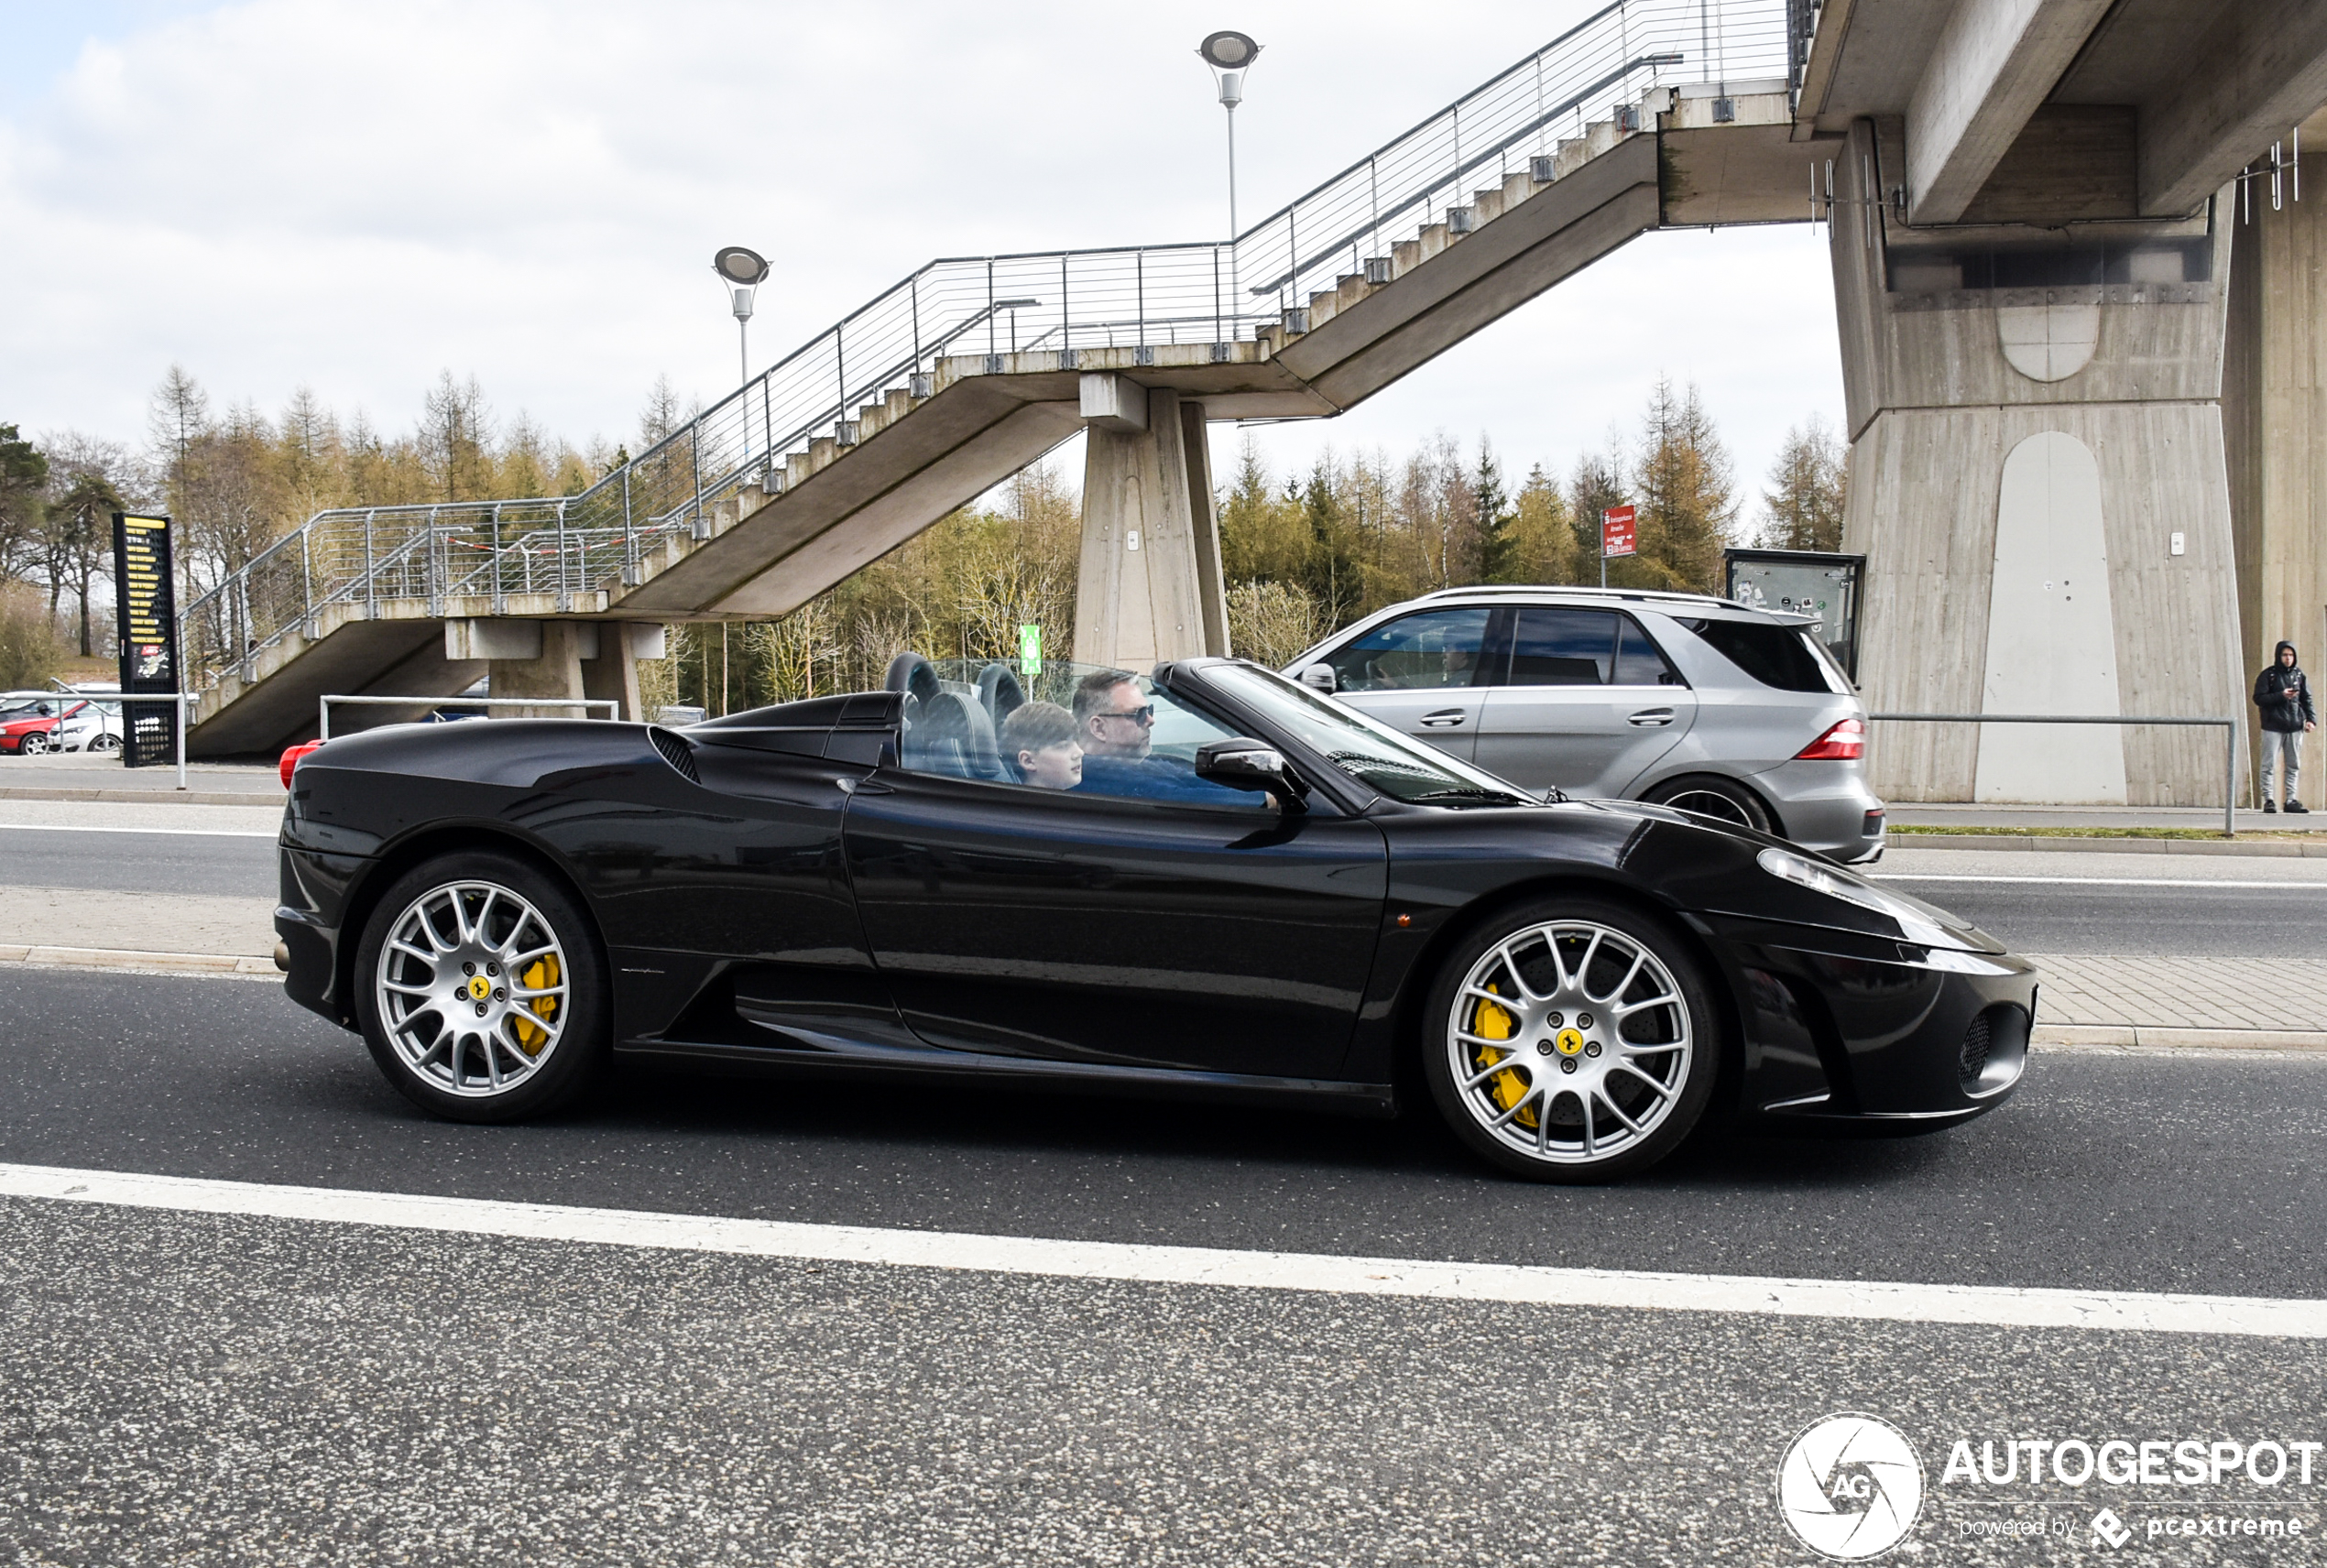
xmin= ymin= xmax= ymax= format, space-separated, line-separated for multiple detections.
xmin=1756 ymin=845 xmax=1963 ymax=951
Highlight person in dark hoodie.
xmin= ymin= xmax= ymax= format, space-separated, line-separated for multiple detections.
xmin=2254 ymin=640 xmax=2317 ymax=814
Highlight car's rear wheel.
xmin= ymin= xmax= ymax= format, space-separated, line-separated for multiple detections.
xmin=355 ymin=852 xmax=607 ymax=1122
xmin=20 ymin=732 xmax=52 ymax=756
xmin=1423 ymin=897 xmax=1718 ymax=1181
xmin=1642 ymin=773 xmax=1774 ymax=834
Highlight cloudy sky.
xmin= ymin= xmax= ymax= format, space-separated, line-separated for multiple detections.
xmin=0 ymin=0 xmax=1843 ymax=515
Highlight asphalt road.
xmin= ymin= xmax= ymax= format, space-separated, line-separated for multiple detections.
xmin=5 ymin=968 xmax=2327 ymax=1565
xmin=1886 ymin=877 xmax=2327 ymax=957
xmin=0 ymin=824 xmax=278 ymax=898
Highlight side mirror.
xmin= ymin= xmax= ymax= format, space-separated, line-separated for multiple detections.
xmin=1196 ymin=738 xmax=1309 ymax=809
xmin=1298 ymin=663 xmax=1338 ymax=694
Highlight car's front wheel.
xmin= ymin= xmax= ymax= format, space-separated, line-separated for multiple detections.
xmin=355 ymin=851 xmax=607 ymax=1122
xmin=88 ymin=733 xmax=121 ymax=754
xmin=1423 ymin=897 xmax=1718 ymax=1181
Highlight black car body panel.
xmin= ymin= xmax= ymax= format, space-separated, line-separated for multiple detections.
xmin=279 ymin=661 xmax=2033 ymax=1131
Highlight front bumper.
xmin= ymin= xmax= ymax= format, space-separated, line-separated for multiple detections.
xmin=1698 ymin=911 xmax=2036 ymax=1127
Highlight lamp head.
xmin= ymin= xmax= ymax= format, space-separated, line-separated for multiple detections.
xmin=713 ymin=245 xmax=770 ymax=286
xmin=1198 ymin=30 xmax=1261 ymax=71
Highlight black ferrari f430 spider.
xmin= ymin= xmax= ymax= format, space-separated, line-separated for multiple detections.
xmin=277 ymin=654 xmax=2033 ymax=1181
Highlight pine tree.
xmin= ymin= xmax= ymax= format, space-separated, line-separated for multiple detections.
xmin=1631 ymin=377 xmax=1737 ymax=593
xmin=1760 ymin=416 xmax=1848 ymax=550
xmin=1472 ymin=442 xmax=1520 ymax=583
xmin=1568 ymin=443 xmax=1628 ymax=583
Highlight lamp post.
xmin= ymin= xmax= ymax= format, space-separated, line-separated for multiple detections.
xmin=1197 ymin=32 xmax=1262 ymax=239
xmin=713 ymin=245 xmax=770 ymax=384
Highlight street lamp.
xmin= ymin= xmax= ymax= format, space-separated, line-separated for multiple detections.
xmin=713 ymin=245 xmax=770 ymax=384
xmin=1197 ymin=32 xmax=1262 ymax=240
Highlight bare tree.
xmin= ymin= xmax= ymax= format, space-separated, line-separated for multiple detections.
xmin=1759 ymin=415 xmax=1848 ymax=550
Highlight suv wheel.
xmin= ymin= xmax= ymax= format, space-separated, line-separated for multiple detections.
xmin=1642 ymin=774 xmax=1774 ymax=835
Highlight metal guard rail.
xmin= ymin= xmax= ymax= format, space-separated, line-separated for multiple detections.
xmin=1866 ymin=713 xmax=2242 ymax=837
xmin=180 ymin=0 xmax=1791 ymax=699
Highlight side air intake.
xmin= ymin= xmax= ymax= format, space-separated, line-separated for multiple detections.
xmin=649 ymin=726 xmax=699 ymax=784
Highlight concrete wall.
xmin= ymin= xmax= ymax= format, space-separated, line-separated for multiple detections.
xmin=1834 ymin=121 xmax=2248 ymax=804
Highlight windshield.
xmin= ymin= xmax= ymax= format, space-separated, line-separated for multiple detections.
xmin=1204 ymin=663 xmax=1535 ymax=808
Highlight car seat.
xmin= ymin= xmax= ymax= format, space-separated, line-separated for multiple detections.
xmin=977 ymin=661 xmax=1026 ymax=729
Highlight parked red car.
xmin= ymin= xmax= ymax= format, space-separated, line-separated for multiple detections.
xmin=0 ymin=699 xmax=65 ymax=755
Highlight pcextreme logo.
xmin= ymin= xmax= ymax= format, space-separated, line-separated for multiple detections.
xmin=1777 ymin=1413 xmax=1927 ymax=1561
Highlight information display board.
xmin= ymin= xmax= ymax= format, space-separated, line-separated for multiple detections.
xmin=1600 ymin=505 xmax=1637 ymax=559
xmin=111 ymin=512 xmax=180 ymax=768
xmin=1723 ymin=547 xmax=1865 ymax=679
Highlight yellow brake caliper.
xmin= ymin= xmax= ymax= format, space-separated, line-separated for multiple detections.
xmin=1470 ymin=983 xmax=1538 ymax=1129
xmin=511 ymin=953 xmax=562 ymax=1056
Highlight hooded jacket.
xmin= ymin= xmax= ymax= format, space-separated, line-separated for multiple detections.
xmin=2255 ymin=642 xmax=2317 ymax=734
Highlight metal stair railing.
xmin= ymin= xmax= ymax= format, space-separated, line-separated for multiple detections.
xmin=180 ymin=0 xmax=1788 ymax=704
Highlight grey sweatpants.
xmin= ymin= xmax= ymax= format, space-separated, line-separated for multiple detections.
xmin=2262 ymin=729 xmax=2303 ymax=802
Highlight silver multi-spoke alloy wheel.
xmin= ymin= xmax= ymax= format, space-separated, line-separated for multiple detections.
xmin=1657 ymin=787 xmax=1751 ymax=825
xmin=374 ymin=879 xmax=571 ymax=1096
xmin=1445 ymin=919 xmax=1694 ymax=1168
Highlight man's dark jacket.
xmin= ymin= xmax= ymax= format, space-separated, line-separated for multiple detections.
xmin=2255 ymin=642 xmax=2317 ymax=734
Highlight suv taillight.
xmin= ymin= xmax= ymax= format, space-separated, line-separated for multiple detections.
xmin=1795 ymin=718 xmax=1864 ymax=760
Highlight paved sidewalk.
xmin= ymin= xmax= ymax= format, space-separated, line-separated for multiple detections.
xmin=2027 ymin=953 xmax=2327 ymax=1049
xmin=1889 ymin=803 xmax=2325 ymax=832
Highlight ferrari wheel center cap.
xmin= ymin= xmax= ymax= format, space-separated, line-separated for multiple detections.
xmin=1553 ymin=1027 xmax=1586 ymax=1058
xmin=466 ymin=975 xmax=492 ymax=1002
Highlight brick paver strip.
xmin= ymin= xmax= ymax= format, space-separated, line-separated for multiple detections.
xmin=2025 ymin=953 xmax=2327 ymax=1031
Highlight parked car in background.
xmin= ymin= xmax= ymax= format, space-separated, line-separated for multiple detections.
xmin=0 ymin=695 xmax=65 ymax=755
xmin=58 ymin=699 xmax=123 ymax=753
xmin=1284 ymin=585 xmax=1885 ymax=863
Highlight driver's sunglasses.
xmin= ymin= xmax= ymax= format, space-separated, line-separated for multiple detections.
xmin=1098 ymin=705 xmax=1156 ymax=724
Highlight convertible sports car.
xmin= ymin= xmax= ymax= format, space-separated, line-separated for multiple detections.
xmin=277 ymin=654 xmax=2033 ymax=1181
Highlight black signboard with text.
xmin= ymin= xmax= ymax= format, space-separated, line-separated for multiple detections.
xmin=112 ymin=512 xmax=180 ymax=767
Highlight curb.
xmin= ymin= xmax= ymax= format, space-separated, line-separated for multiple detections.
xmin=2034 ymin=1023 xmax=2327 ymax=1052
xmin=0 ymin=787 xmax=280 ymax=808
xmin=1895 ymin=834 xmax=2327 ymax=857
xmin=0 ymin=945 xmax=281 ymax=978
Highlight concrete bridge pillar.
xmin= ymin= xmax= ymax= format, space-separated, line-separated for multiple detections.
xmin=1832 ymin=120 xmax=2246 ymax=806
xmin=2223 ymin=108 xmax=2327 ymax=777
xmin=1071 ymin=376 xmax=1230 ymax=670
xmin=449 ymin=620 xmax=664 ymax=721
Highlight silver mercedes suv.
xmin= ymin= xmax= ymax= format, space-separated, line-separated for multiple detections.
xmin=1283 ymin=585 xmax=1885 ymax=863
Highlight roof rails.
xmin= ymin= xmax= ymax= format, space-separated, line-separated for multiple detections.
xmin=1413 ymin=583 xmax=1743 ymax=610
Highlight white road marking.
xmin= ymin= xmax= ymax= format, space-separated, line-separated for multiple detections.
xmin=2 ymin=1161 xmax=2320 ymax=1339
xmin=0 ymin=822 xmax=276 ymax=839
xmin=1878 ymin=874 xmax=2327 ymax=890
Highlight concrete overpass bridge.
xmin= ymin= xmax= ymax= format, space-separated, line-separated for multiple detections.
xmin=182 ymin=0 xmax=2327 ymax=810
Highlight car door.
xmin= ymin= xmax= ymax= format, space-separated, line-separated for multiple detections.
xmin=1314 ymin=604 xmax=1500 ymax=762
xmin=843 ymin=687 xmax=1389 ymax=1082
xmin=1474 ymin=607 xmax=1698 ymax=796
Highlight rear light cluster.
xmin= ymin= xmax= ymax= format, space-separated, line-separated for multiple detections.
xmin=279 ymin=739 xmax=325 ymax=788
xmin=1794 ymin=718 xmax=1864 ymax=760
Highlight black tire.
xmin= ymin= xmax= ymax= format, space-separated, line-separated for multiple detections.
xmin=89 ymin=733 xmax=122 ymax=754
xmin=1422 ymin=895 xmax=1720 ymax=1182
xmin=354 ymin=850 xmax=608 ymax=1123
xmin=1642 ymin=773 xmax=1775 ymax=835
xmin=20 ymin=732 xmax=52 ymax=756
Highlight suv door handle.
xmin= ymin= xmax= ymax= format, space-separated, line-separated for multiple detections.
xmin=1627 ymin=708 xmax=1676 ymax=727
xmin=1418 ymin=709 xmax=1469 ymax=727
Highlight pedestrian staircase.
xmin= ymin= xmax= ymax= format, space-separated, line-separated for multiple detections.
xmin=182 ymin=0 xmax=1820 ymax=756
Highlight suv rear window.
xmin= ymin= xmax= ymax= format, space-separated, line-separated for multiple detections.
xmin=1679 ymin=618 xmax=1840 ymax=693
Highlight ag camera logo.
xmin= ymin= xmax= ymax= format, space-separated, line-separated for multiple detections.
xmin=1777 ymin=1413 xmax=1926 ymax=1560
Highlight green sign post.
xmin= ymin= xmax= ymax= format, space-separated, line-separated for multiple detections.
xmin=1018 ymin=623 xmax=1043 ymax=675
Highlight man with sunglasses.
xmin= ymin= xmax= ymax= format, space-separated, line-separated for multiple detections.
xmin=1073 ymin=672 xmax=1159 ymax=761
xmin=1068 ymin=670 xmax=1260 ymax=806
